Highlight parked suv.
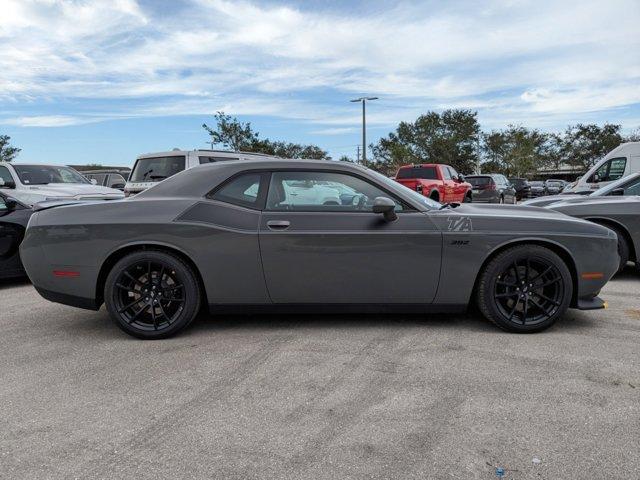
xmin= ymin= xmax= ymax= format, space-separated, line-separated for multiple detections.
xmin=0 ymin=162 xmax=124 ymax=206
xmin=508 ymin=177 xmax=531 ymax=200
xmin=466 ymin=174 xmax=517 ymax=204
xmin=394 ymin=163 xmax=472 ymax=203
xmin=125 ymin=150 xmax=279 ymax=196
xmin=544 ymin=179 xmax=567 ymax=195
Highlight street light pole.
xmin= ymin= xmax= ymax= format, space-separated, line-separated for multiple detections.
xmin=350 ymin=97 xmax=378 ymax=166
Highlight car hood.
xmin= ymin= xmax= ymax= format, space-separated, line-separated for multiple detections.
xmin=21 ymin=183 xmax=124 ymax=198
xmin=549 ymin=195 xmax=640 ymax=211
xmin=521 ymin=194 xmax=586 ymax=207
xmin=450 ymin=203 xmax=570 ymax=219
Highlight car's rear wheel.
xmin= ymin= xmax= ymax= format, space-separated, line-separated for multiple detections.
xmin=477 ymin=245 xmax=572 ymax=332
xmin=464 ymin=192 xmax=472 ymax=203
xmin=104 ymin=250 xmax=201 ymax=339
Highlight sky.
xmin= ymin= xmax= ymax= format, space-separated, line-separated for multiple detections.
xmin=1 ymin=0 xmax=639 ymax=166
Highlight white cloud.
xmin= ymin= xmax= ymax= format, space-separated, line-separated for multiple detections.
xmin=0 ymin=0 xmax=638 ymax=129
xmin=1 ymin=115 xmax=92 ymax=127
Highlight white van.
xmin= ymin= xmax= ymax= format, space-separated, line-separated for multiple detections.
xmin=563 ymin=142 xmax=640 ymax=193
xmin=0 ymin=162 xmax=124 ymax=206
xmin=124 ymin=149 xmax=279 ymax=196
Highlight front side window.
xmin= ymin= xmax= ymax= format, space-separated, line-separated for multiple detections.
xmin=129 ymin=156 xmax=186 ymax=182
xmin=593 ymin=157 xmax=626 ymax=183
xmin=0 ymin=195 xmax=7 ymax=211
xmin=266 ymin=171 xmax=404 ymax=212
xmin=210 ymin=172 xmax=264 ymax=209
xmin=0 ymin=166 xmax=13 ymax=186
xmin=12 ymin=165 xmax=89 ymax=185
xmin=607 ymin=158 xmax=627 ymax=181
xmin=441 ymin=167 xmax=452 ymax=180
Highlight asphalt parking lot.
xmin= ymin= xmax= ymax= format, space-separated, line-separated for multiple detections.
xmin=1 ymin=272 xmax=639 ymax=480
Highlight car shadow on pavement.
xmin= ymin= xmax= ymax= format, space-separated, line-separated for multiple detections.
xmin=0 ymin=277 xmax=31 ymax=291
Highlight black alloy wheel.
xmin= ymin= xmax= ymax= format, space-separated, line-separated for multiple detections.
xmin=105 ymin=250 xmax=201 ymax=339
xmin=477 ymin=245 xmax=572 ymax=332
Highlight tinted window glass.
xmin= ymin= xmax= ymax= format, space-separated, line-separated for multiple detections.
xmin=211 ymin=173 xmax=263 ymax=208
xmin=87 ymin=173 xmax=106 ymax=185
xmin=129 ymin=156 xmax=186 ymax=182
xmin=266 ymin=171 xmax=403 ymax=212
xmin=12 ymin=165 xmax=89 ymax=185
xmin=199 ymin=156 xmax=239 ymax=164
xmin=107 ymin=174 xmax=127 ymax=188
xmin=0 ymin=196 xmax=6 ymax=211
xmin=0 ymin=166 xmax=13 ymax=186
xmin=441 ymin=168 xmax=452 ymax=180
xmin=466 ymin=176 xmax=491 ymax=186
xmin=622 ymin=177 xmax=640 ymax=195
xmin=396 ymin=166 xmax=437 ymax=180
xmin=608 ymin=158 xmax=626 ymax=181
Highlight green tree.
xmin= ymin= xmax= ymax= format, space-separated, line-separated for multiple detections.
xmin=371 ymin=109 xmax=481 ymax=174
xmin=558 ymin=123 xmax=623 ymax=171
xmin=0 ymin=135 xmax=20 ymax=162
xmin=481 ymin=126 xmax=551 ymax=176
xmin=203 ymin=112 xmax=330 ymax=159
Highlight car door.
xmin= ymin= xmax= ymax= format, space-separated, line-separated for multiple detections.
xmin=440 ymin=166 xmax=455 ymax=203
xmin=259 ymin=170 xmax=442 ymax=304
xmin=447 ymin=167 xmax=466 ymax=202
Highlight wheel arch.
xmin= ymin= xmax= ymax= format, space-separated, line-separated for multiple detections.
xmin=471 ymin=238 xmax=579 ymax=307
xmin=95 ymin=242 xmax=208 ymax=307
xmin=583 ymin=216 xmax=636 ymax=262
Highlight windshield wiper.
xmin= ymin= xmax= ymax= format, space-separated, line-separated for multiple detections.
xmin=149 ymin=175 xmax=168 ymax=180
xmin=141 ymin=169 xmax=154 ymax=180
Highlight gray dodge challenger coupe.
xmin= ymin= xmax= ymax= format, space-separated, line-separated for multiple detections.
xmin=20 ymin=159 xmax=619 ymax=339
xmin=546 ymin=194 xmax=640 ymax=273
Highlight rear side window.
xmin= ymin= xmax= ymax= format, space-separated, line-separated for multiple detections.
xmin=199 ymin=156 xmax=239 ymax=164
xmin=210 ymin=172 xmax=266 ymax=209
xmin=129 ymin=156 xmax=186 ymax=182
xmin=396 ymin=166 xmax=437 ymax=180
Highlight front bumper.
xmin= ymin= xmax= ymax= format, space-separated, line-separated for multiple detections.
xmin=576 ymin=296 xmax=607 ymax=310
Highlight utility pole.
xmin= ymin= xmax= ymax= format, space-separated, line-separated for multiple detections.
xmin=356 ymin=145 xmax=361 ymax=164
xmin=206 ymin=140 xmax=215 ymax=150
xmin=350 ymin=97 xmax=378 ymax=167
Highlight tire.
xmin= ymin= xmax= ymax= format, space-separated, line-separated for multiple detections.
xmin=477 ymin=245 xmax=572 ymax=333
xmin=430 ymin=191 xmax=440 ymax=202
xmin=104 ymin=250 xmax=201 ymax=339
xmin=499 ymin=195 xmax=504 ymax=204
xmin=463 ymin=192 xmax=472 ymax=203
xmin=606 ymin=225 xmax=630 ymax=274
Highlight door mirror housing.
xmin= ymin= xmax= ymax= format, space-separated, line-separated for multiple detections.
xmin=372 ymin=196 xmax=398 ymax=222
xmin=610 ymin=188 xmax=625 ymax=196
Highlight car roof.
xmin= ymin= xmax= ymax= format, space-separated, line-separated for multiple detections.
xmin=136 ymin=149 xmax=281 ymax=159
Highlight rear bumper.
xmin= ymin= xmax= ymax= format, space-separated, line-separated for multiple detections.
xmin=34 ymin=287 xmax=100 ymax=311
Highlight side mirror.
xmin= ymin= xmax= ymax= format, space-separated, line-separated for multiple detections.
xmin=372 ymin=196 xmax=398 ymax=222
xmin=610 ymin=188 xmax=624 ymax=196
xmin=458 ymin=174 xmax=465 ymax=182
xmin=5 ymin=197 xmax=17 ymax=211
xmin=90 ymin=178 xmax=98 ymax=185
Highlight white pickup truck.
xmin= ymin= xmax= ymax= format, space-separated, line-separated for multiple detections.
xmin=0 ymin=162 xmax=124 ymax=206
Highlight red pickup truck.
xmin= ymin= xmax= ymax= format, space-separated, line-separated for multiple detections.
xmin=394 ymin=164 xmax=472 ymax=203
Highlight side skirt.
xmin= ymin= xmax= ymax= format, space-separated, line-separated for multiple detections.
xmin=208 ymin=303 xmax=468 ymax=315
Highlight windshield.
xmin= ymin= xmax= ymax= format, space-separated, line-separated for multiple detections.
xmin=593 ymin=173 xmax=640 ymax=196
xmin=129 ymin=156 xmax=186 ymax=182
xmin=13 ymin=165 xmax=90 ymax=185
xmin=396 ymin=166 xmax=438 ymax=180
xmin=530 ymin=181 xmax=544 ymax=186
xmin=368 ymin=169 xmax=440 ymax=209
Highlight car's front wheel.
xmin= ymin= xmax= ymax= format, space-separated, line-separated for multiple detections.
xmin=477 ymin=245 xmax=572 ymax=332
xmin=104 ymin=250 xmax=201 ymax=339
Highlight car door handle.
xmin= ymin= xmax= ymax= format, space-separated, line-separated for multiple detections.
xmin=266 ymin=220 xmax=290 ymax=230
